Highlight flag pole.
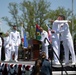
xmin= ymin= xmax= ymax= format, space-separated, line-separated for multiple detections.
xmin=21 ymin=23 xmax=24 ymax=47
xmin=72 ymin=0 xmax=74 ymax=39
xmin=0 ymin=20 xmax=2 ymax=32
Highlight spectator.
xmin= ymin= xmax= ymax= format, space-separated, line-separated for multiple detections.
xmin=31 ymin=52 xmax=52 ymax=75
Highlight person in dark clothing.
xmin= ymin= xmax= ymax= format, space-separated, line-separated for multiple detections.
xmin=40 ymin=52 xmax=52 ymax=75
xmin=31 ymin=59 xmax=42 ymax=75
xmin=31 ymin=52 xmax=52 ymax=75
xmin=0 ymin=32 xmax=5 ymax=61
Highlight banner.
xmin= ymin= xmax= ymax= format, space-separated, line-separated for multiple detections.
xmin=36 ymin=24 xmax=41 ymax=40
xmin=0 ymin=63 xmax=33 ymax=75
xmin=21 ymin=25 xmax=28 ymax=48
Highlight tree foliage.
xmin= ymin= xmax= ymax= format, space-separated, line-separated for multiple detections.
xmin=2 ymin=0 xmax=76 ymax=39
xmin=48 ymin=7 xmax=72 ymax=20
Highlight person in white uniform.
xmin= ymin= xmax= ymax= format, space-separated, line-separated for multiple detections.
xmin=57 ymin=15 xmax=76 ymax=65
xmin=9 ymin=25 xmax=21 ymax=62
xmin=39 ymin=27 xmax=49 ymax=59
xmin=0 ymin=32 xmax=2 ymax=61
xmin=51 ymin=16 xmax=62 ymax=64
xmin=4 ymin=32 xmax=11 ymax=61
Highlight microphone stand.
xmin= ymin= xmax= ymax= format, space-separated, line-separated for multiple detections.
xmin=45 ymin=38 xmax=68 ymax=75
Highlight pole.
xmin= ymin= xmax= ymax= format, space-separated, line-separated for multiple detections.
xmin=72 ymin=0 xmax=74 ymax=39
xmin=0 ymin=20 xmax=2 ymax=32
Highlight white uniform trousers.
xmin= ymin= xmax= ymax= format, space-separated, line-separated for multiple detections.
xmin=12 ymin=46 xmax=19 ymax=60
xmin=63 ymin=38 xmax=76 ymax=63
xmin=52 ymin=38 xmax=60 ymax=63
xmin=0 ymin=47 xmax=2 ymax=61
xmin=42 ymin=45 xmax=48 ymax=59
xmin=5 ymin=48 xmax=11 ymax=61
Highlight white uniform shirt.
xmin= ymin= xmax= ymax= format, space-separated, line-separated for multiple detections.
xmin=40 ymin=30 xmax=49 ymax=46
xmin=52 ymin=20 xmax=72 ymax=41
xmin=9 ymin=30 xmax=21 ymax=46
xmin=59 ymin=23 xmax=72 ymax=40
xmin=4 ymin=36 xmax=10 ymax=48
xmin=52 ymin=20 xmax=61 ymax=39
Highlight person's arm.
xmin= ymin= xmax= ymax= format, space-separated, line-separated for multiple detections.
xmin=59 ymin=23 xmax=69 ymax=33
xmin=51 ymin=22 xmax=57 ymax=33
xmin=0 ymin=38 xmax=2 ymax=47
xmin=51 ymin=21 xmax=59 ymax=34
xmin=9 ymin=32 xmax=12 ymax=46
xmin=16 ymin=32 xmax=21 ymax=46
xmin=40 ymin=31 xmax=46 ymax=43
xmin=54 ymin=20 xmax=71 ymax=23
xmin=18 ymin=32 xmax=21 ymax=45
xmin=1 ymin=37 xmax=4 ymax=46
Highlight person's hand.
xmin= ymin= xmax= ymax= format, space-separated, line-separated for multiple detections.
xmin=44 ymin=39 xmax=46 ymax=43
xmin=9 ymin=44 xmax=11 ymax=46
xmin=49 ymin=40 xmax=52 ymax=44
xmin=51 ymin=30 xmax=55 ymax=33
xmin=68 ymin=21 xmax=71 ymax=23
xmin=49 ymin=20 xmax=54 ymax=23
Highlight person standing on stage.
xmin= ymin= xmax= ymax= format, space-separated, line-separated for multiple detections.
xmin=4 ymin=32 xmax=11 ymax=61
xmin=51 ymin=15 xmax=62 ymax=65
xmin=58 ymin=15 xmax=76 ymax=65
xmin=0 ymin=32 xmax=2 ymax=61
xmin=39 ymin=27 xmax=49 ymax=59
xmin=9 ymin=25 xmax=21 ymax=62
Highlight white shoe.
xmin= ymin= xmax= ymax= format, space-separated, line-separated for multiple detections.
xmin=63 ymin=62 xmax=69 ymax=65
xmin=55 ymin=62 xmax=60 ymax=65
xmin=15 ymin=60 xmax=18 ymax=62
xmin=72 ymin=62 xmax=76 ymax=65
xmin=4 ymin=59 xmax=8 ymax=61
xmin=62 ymin=63 xmax=66 ymax=65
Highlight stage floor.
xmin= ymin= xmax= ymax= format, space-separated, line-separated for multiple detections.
xmin=1 ymin=61 xmax=35 ymax=65
xmin=0 ymin=60 xmax=76 ymax=75
xmin=1 ymin=60 xmax=76 ymax=66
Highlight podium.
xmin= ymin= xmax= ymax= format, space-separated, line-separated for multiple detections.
xmin=29 ymin=39 xmax=41 ymax=60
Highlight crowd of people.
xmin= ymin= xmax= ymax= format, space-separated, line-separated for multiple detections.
xmin=0 ymin=15 xmax=76 ymax=66
xmin=38 ymin=15 xmax=76 ymax=65
xmin=30 ymin=15 xmax=76 ymax=75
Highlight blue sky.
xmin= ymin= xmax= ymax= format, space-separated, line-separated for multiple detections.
xmin=0 ymin=0 xmax=76 ymax=33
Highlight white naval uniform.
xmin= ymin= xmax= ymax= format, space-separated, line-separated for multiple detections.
xmin=9 ymin=30 xmax=21 ymax=61
xmin=0 ymin=37 xmax=2 ymax=61
xmin=59 ymin=23 xmax=76 ymax=63
xmin=40 ymin=30 xmax=49 ymax=59
xmin=4 ymin=36 xmax=11 ymax=61
xmin=51 ymin=20 xmax=61 ymax=63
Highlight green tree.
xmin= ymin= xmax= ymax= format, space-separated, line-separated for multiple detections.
xmin=48 ymin=7 xmax=72 ymax=31
xmin=71 ymin=15 xmax=76 ymax=39
xmin=2 ymin=0 xmax=51 ymax=39
xmin=2 ymin=0 xmax=76 ymax=40
xmin=2 ymin=3 xmax=21 ymax=31
xmin=48 ymin=7 xmax=71 ymax=20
